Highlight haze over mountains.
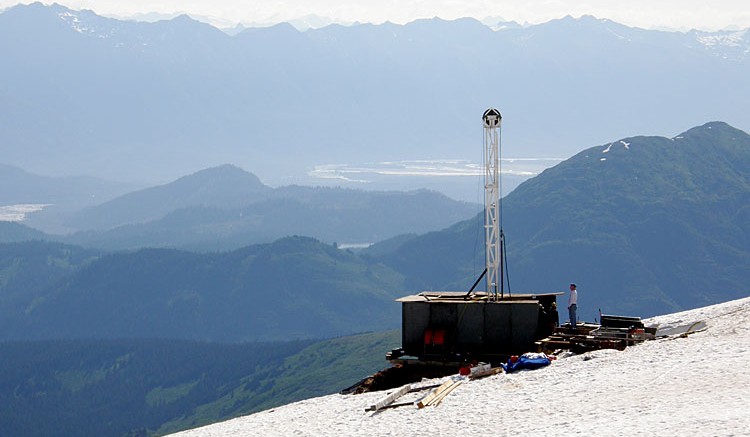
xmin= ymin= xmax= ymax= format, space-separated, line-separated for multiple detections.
xmin=0 ymin=163 xmax=481 ymax=249
xmin=1 ymin=3 xmax=748 ymax=196
xmin=2 ymin=121 xmax=747 ymax=342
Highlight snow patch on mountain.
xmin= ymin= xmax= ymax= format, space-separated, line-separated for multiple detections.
xmin=0 ymin=204 xmax=51 ymax=222
xmin=58 ymin=10 xmax=118 ymax=38
xmin=691 ymin=29 xmax=750 ymax=60
xmin=602 ymin=141 xmax=630 ymax=154
xmin=696 ymin=29 xmax=748 ymax=47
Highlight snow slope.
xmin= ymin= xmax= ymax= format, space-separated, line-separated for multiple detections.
xmin=171 ymin=297 xmax=750 ymax=436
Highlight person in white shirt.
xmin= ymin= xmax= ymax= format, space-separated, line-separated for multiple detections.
xmin=568 ymin=283 xmax=578 ymax=329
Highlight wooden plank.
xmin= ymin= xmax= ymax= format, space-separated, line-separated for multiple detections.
xmin=374 ymin=400 xmax=415 ymax=411
xmin=425 ymin=380 xmax=461 ymax=407
xmin=366 ymin=384 xmax=411 ymax=412
xmin=541 ymin=340 xmax=572 ymax=349
xmin=417 ymin=380 xmax=453 ymax=409
xmin=542 ymin=339 xmax=572 ymax=345
xmin=430 ymin=381 xmax=462 ymax=407
xmin=408 ymin=383 xmax=441 ymax=393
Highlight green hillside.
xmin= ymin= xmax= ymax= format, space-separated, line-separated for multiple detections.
xmin=157 ymin=330 xmax=399 ymax=435
xmin=1 ymin=237 xmax=404 ymax=341
xmin=368 ymin=122 xmax=750 ymax=320
xmin=0 ymin=241 xmax=101 ymax=334
xmin=0 ymin=331 xmax=399 ymax=437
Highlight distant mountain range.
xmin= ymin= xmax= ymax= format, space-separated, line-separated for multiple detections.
xmin=66 ymin=164 xmax=273 ymax=230
xmin=0 ymin=163 xmax=480 ymax=250
xmin=0 ymin=163 xmax=138 ymax=233
xmin=0 ymin=163 xmax=135 ymax=207
xmin=1 ymin=3 xmax=748 ymax=189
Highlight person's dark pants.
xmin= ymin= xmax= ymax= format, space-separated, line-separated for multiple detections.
xmin=569 ymin=304 xmax=577 ymax=328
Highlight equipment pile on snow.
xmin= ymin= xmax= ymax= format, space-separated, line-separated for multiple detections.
xmin=537 ymin=315 xmax=656 ymax=354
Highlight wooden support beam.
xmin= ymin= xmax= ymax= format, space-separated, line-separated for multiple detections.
xmin=417 ymin=380 xmax=454 ymax=409
xmin=430 ymin=381 xmax=462 ymax=407
xmin=408 ymin=383 xmax=441 ymax=393
xmin=366 ymin=384 xmax=411 ymax=412
xmin=373 ymin=400 xmax=415 ymax=411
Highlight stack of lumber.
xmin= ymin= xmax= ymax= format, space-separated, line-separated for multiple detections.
xmin=417 ymin=379 xmax=462 ymax=408
xmin=536 ymin=321 xmax=653 ymax=353
xmin=364 ymin=378 xmax=468 ymax=412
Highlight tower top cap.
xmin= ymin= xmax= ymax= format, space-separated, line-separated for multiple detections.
xmin=482 ymin=108 xmax=502 ymax=128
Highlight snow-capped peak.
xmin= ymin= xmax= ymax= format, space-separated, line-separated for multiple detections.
xmin=696 ymin=29 xmax=748 ymax=48
xmin=57 ymin=9 xmax=118 ymax=38
xmin=690 ymin=28 xmax=750 ymax=60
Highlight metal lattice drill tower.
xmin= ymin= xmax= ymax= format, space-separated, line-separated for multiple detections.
xmin=482 ymin=108 xmax=502 ymax=299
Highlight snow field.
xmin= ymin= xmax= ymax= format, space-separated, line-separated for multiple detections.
xmin=172 ymin=297 xmax=750 ymax=437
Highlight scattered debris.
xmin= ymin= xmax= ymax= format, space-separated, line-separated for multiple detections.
xmin=502 ymin=352 xmax=552 ymax=373
xmin=430 ymin=380 xmax=462 ymax=407
xmin=470 ymin=367 xmax=503 ymax=380
xmin=342 ymin=364 xmax=458 ymax=395
xmin=537 ymin=315 xmax=659 ymax=354
xmin=417 ymin=379 xmax=462 ymax=408
xmin=365 ymin=384 xmax=412 ymax=412
xmin=363 ymin=377 xmax=471 ymax=413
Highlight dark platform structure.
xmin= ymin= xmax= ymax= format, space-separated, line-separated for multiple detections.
xmin=388 ymin=291 xmax=562 ymax=364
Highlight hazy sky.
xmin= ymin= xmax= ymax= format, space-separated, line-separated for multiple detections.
xmin=1 ymin=0 xmax=748 ymax=31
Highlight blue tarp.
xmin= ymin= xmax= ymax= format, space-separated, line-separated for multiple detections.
xmin=502 ymin=352 xmax=552 ymax=373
